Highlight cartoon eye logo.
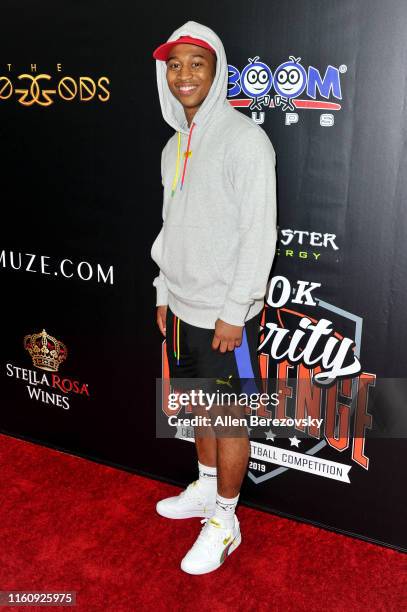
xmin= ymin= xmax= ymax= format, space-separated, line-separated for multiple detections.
xmin=277 ymin=69 xmax=300 ymax=85
xmin=247 ymin=68 xmax=269 ymax=85
xmin=274 ymin=56 xmax=307 ymax=98
xmin=241 ymin=57 xmax=273 ymax=98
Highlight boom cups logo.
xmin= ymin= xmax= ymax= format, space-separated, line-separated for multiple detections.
xmin=228 ymin=55 xmax=345 ymax=125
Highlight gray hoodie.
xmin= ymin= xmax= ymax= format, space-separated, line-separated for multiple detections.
xmin=151 ymin=21 xmax=277 ymax=329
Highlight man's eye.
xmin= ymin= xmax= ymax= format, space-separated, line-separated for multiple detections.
xmin=192 ymin=62 xmax=202 ymax=67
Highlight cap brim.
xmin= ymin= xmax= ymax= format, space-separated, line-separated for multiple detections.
xmin=152 ymin=41 xmax=177 ymax=61
xmin=152 ymin=37 xmax=216 ymax=61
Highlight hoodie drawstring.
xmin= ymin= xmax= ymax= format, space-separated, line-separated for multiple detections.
xmin=171 ymin=122 xmax=196 ymax=196
xmin=171 ymin=132 xmax=182 ymax=197
xmin=169 ymin=123 xmax=196 ymax=364
xmin=173 ymin=313 xmax=181 ymax=365
xmin=180 ymin=121 xmax=196 ymax=190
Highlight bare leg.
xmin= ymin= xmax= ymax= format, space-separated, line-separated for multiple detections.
xmin=195 ymin=436 xmax=217 ymax=467
xmin=216 ymin=435 xmax=250 ymax=498
xmin=190 ymin=391 xmax=217 ymax=467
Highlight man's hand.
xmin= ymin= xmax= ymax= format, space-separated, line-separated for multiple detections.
xmin=212 ymin=318 xmax=243 ymax=352
xmin=156 ymin=305 xmax=167 ymax=337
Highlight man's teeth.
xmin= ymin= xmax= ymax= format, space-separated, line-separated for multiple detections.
xmin=179 ymin=85 xmax=197 ymax=91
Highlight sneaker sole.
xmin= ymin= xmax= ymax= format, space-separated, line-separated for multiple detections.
xmin=156 ymin=505 xmax=215 ymax=520
xmin=180 ymin=530 xmax=242 ymax=575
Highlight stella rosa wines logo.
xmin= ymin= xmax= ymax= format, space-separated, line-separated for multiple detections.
xmin=5 ymin=328 xmax=90 ymax=410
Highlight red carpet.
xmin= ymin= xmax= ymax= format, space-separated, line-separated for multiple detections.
xmin=0 ymin=433 xmax=405 ymax=611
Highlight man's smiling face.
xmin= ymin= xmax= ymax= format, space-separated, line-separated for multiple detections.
xmin=166 ymin=43 xmax=216 ymax=119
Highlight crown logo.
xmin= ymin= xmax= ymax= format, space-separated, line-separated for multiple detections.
xmin=23 ymin=329 xmax=68 ymax=372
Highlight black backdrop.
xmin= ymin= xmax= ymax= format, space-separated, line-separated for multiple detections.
xmin=1 ymin=0 xmax=406 ymax=552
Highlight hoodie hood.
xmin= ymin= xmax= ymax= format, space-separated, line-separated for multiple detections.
xmin=155 ymin=21 xmax=228 ymax=134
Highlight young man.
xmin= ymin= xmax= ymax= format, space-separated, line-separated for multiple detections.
xmin=151 ymin=21 xmax=277 ymax=574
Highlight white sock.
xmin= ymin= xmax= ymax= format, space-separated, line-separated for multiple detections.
xmin=214 ymin=492 xmax=240 ymax=529
xmin=197 ymin=461 xmax=217 ymax=501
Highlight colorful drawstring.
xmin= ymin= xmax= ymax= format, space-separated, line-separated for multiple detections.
xmin=169 ymin=122 xmax=197 ymax=363
xmin=170 ymin=132 xmax=182 ymax=197
xmin=180 ymin=121 xmax=195 ymax=190
xmin=171 ymin=121 xmax=196 ymax=197
xmin=173 ymin=313 xmax=181 ymax=365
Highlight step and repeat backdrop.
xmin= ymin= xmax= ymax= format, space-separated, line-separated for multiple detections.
xmin=1 ymin=1 xmax=406 ymax=551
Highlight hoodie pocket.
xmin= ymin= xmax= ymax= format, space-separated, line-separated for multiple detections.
xmin=160 ymin=223 xmax=225 ymax=303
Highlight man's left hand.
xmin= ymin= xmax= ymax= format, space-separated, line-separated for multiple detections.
xmin=212 ymin=318 xmax=243 ymax=353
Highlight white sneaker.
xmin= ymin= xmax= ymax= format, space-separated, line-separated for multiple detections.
xmin=156 ymin=481 xmax=215 ymax=519
xmin=180 ymin=514 xmax=241 ymax=575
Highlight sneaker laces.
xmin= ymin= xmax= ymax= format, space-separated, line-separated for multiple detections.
xmin=195 ymin=518 xmax=231 ymax=552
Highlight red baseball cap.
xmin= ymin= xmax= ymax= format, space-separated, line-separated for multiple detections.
xmin=152 ymin=35 xmax=216 ymax=61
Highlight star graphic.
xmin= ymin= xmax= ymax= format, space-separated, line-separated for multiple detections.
xmin=289 ymin=435 xmax=300 ymax=448
xmin=265 ymin=429 xmax=275 ymax=442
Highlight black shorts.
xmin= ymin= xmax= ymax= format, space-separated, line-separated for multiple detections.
xmin=166 ymin=305 xmax=263 ymax=398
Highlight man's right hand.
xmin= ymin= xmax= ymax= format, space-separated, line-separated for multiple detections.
xmin=156 ymin=305 xmax=168 ymax=337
